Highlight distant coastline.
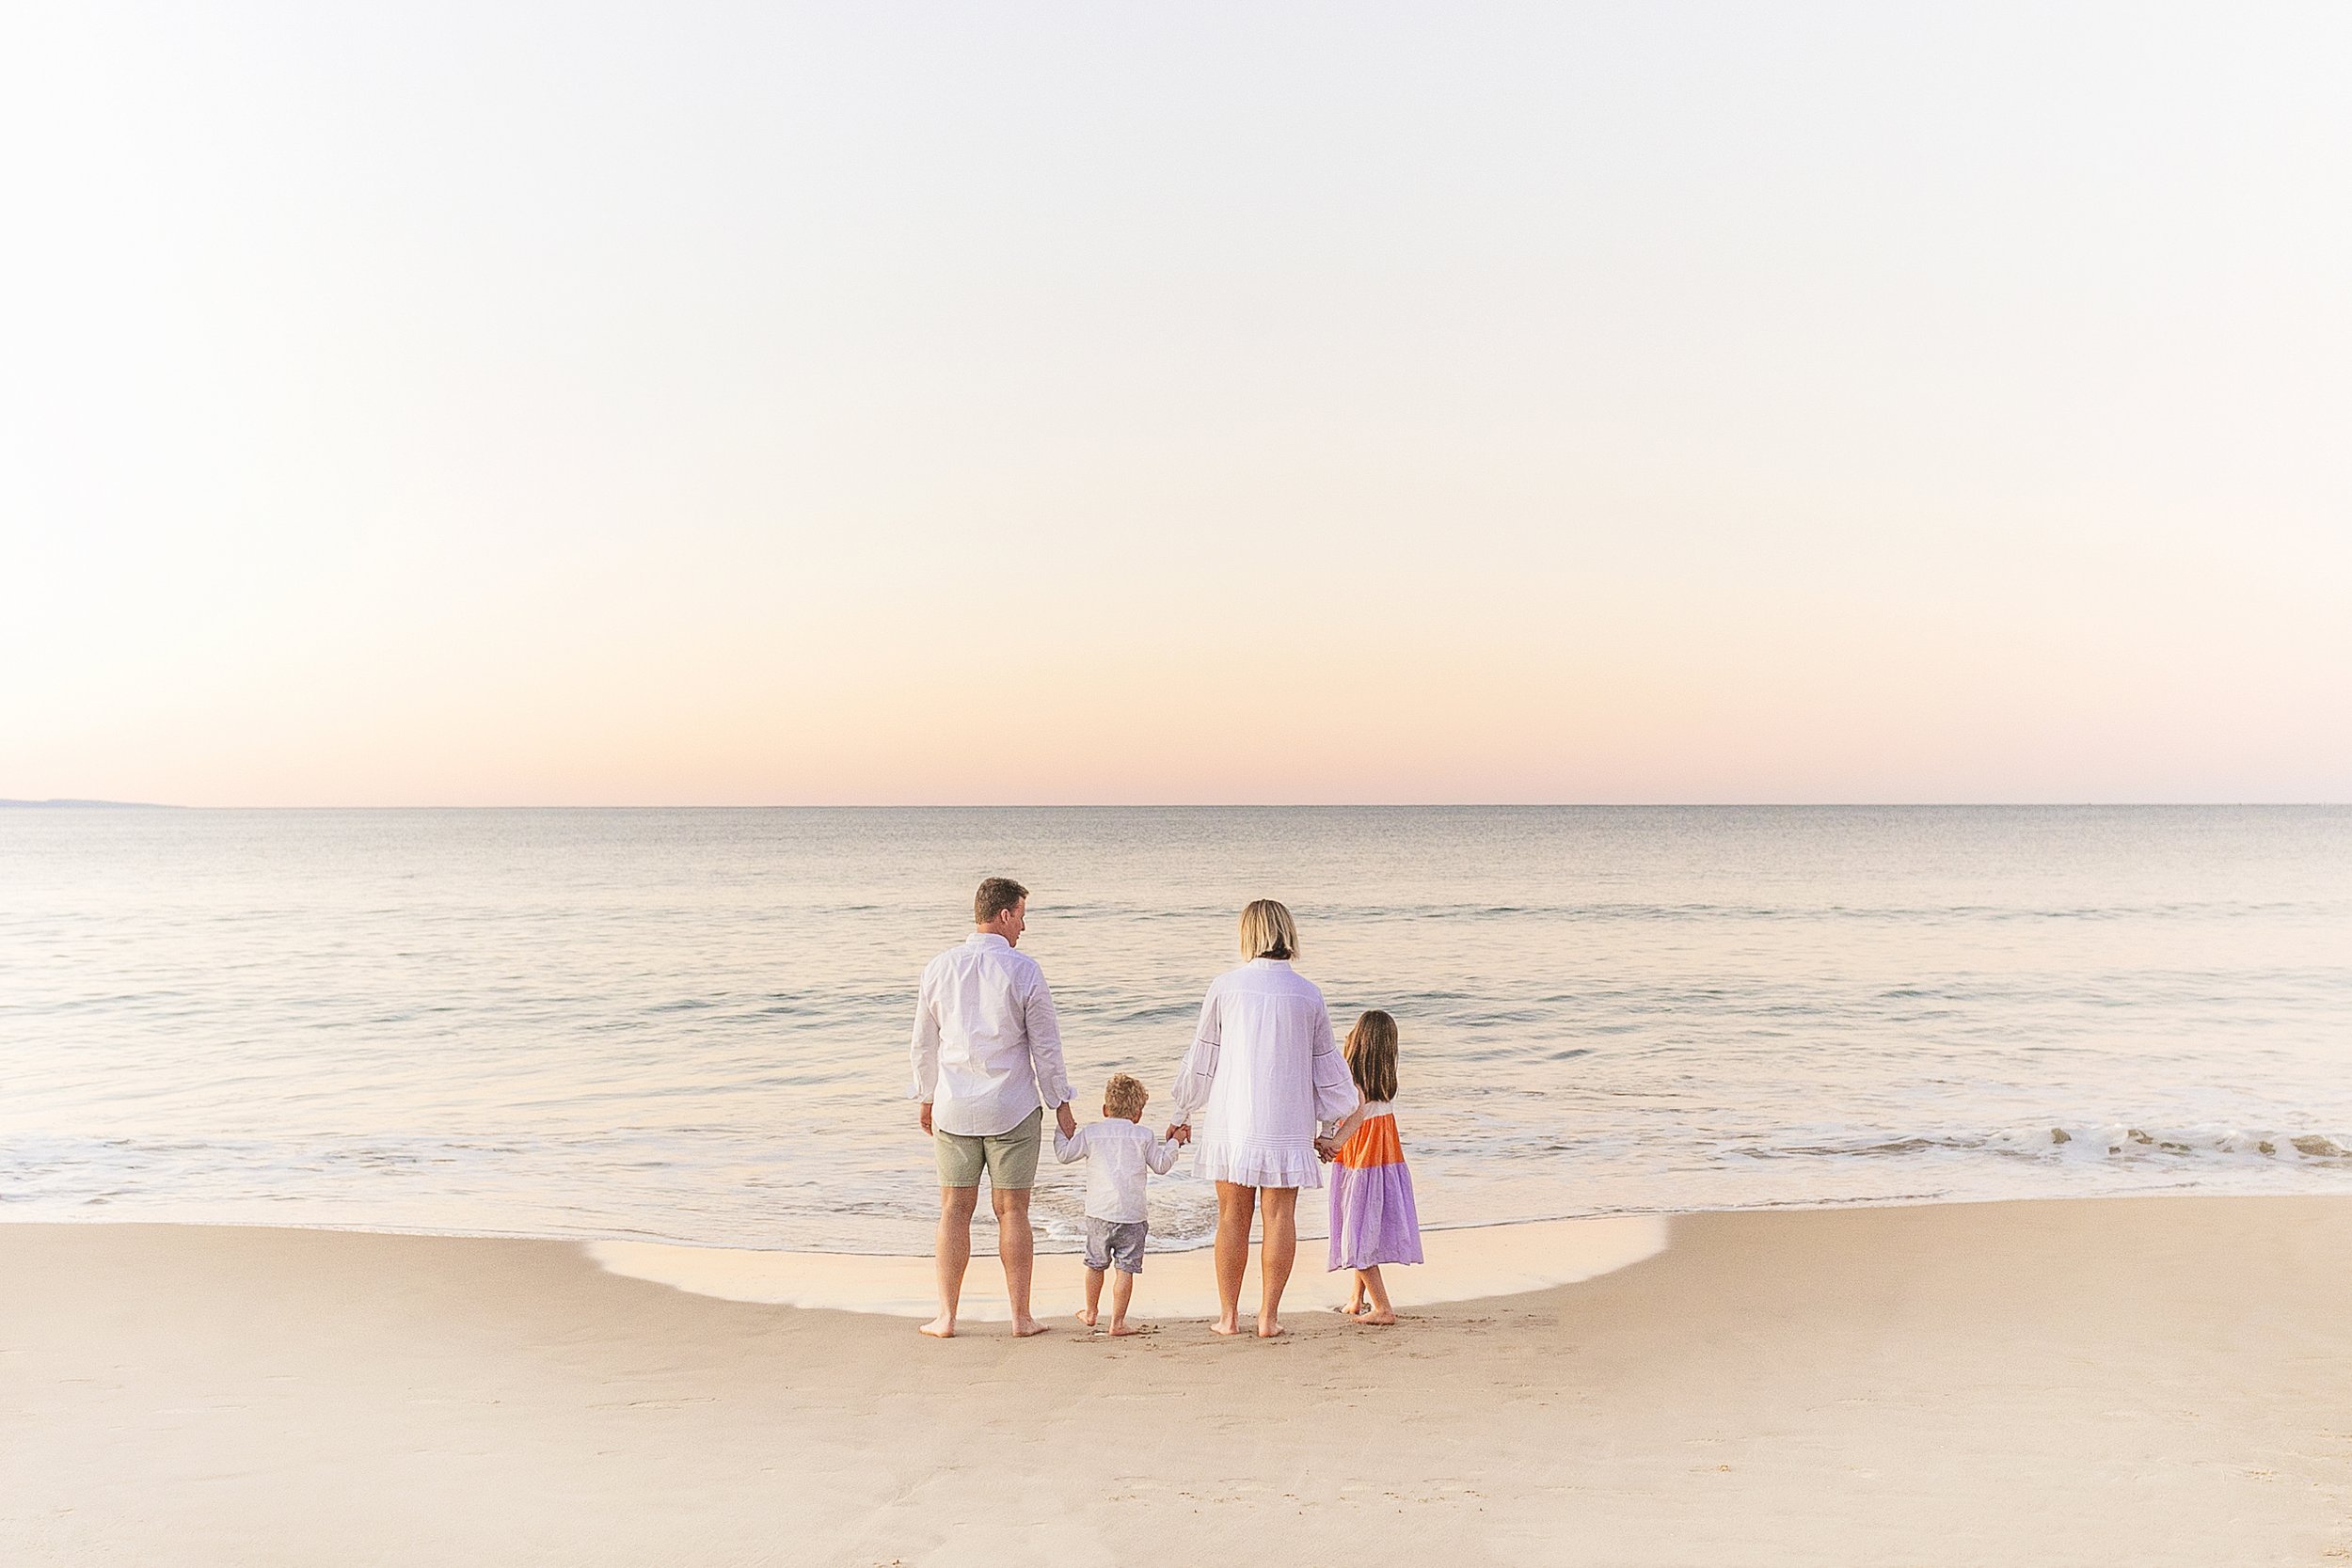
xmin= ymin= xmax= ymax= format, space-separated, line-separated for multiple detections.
xmin=0 ymin=799 xmax=178 ymax=809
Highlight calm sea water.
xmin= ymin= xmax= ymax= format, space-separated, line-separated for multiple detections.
xmin=4 ymin=806 xmax=2348 ymax=1253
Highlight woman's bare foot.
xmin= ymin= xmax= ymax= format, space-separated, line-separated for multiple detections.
xmin=1074 ymin=1307 xmax=1098 ymax=1328
xmin=1211 ymin=1313 xmax=1245 ymax=1336
xmin=1009 ymin=1316 xmax=1052 ymax=1338
xmin=1332 ymin=1301 xmax=1367 ymax=1316
xmin=1108 ymin=1321 xmax=1139 ymax=1337
xmin=1358 ymin=1309 xmax=1398 ymax=1326
xmin=918 ymin=1315 xmax=957 ymax=1338
xmin=1257 ymin=1317 xmax=1287 ymax=1338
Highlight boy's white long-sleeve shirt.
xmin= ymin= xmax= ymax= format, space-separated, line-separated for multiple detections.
xmin=1052 ymin=1117 xmax=1181 ymax=1224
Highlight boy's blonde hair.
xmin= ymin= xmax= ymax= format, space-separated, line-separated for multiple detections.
xmin=1238 ymin=898 xmax=1299 ymax=960
xmin=1343 ymin=1010 xmax=1399 ymax=1103
xmin=1104 ymin=1072 xmax=1149 ymax=1119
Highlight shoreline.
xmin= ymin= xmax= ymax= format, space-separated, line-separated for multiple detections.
xmin=18 ymin=1176 xmax=2348 ymax=1260
xmin=8 ymin=1194 xmax=2351 ymax=1563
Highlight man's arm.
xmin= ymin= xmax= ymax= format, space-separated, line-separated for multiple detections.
xmin=1022 ymin=966 xmax=1077 ymax=1139
xmin=910 ymin=962 xmax=942 ymax=1135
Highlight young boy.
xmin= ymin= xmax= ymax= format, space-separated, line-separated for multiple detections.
xmin=1052 ymin=1071 xmax=1186 ymax=1336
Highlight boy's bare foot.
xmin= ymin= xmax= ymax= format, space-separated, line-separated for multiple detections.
xmin=1210 ymin=1314 xmax=1245 ymax=1336
xmin=1075 ymin=1307 xmax=1098 ymax=1328
xmin=1009 ymin=1316 xmax=1052 ymax=1338
xmin=1359 ymin=1309 xmax=1398 ymax=1326
xmin=918 ymin=1315 xmax=957 ymax=1338
xmin=1108 ymin=1321 xmax=1139 ymax=1337
xmin=1257 ymin=1317 xmax=1287 ymax=1338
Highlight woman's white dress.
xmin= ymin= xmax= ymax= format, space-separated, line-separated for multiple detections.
xmin=1171 ymin=958 xmax=1359 ymax=1189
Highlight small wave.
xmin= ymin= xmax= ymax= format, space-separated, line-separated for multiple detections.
xmin=1256 ymin=898 xmax=2329 ymax=926
xmin=1092 ymin=1002 xmax=1198 ymax=1028
xmin=1739 ymin=1123 xmax=2352 ymax=1166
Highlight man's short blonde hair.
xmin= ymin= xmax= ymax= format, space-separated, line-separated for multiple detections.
xmin=1238 ymin=898 xmax=1299 ymax=960
xmin=1104 ymin=1072 xmax=1149 ymax=1119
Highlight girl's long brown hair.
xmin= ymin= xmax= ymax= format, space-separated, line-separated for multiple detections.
xmin=1343 ymin=1010 xmax=1399 ymax=1103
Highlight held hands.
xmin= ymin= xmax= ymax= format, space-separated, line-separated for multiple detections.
xmin=1164 ymin=1122 xmax=1191 ymax=1146
xmin=1313 ymin=1135 xmax=1338 ymax=1163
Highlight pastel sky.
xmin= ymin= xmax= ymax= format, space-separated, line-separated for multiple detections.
xmin=4 ymin=4 xmax=2347 ymax=805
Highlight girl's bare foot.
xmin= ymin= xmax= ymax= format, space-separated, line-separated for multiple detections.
xmin=1074 ymin=1307 xmax=1098 ymax=1328
xmin=918 ymin=1315 xmax=957 ymax=1338
xmin=1333 ymin=1301 xmax=1368 ymax=1316
xmin=1359 ymin=1309 xmax=1398 ymax=1326
xmin=1108 ymin=1321 xmax=1139 ymax=1337
xmin=1009 ymin=1316 xmax=1052 ymax=1338
xmin=1211 ymin=1314 xmax=1244 ymax=1336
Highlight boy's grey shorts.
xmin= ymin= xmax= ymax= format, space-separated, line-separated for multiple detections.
xmin=1084 ymin=1217 xmax=1147 ymax=1275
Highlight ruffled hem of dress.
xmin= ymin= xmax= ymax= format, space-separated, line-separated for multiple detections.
xmin=1194 ymin=1147 xmax=1325 ymax=1190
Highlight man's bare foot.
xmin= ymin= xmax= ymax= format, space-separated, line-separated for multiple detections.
xmin=1108 ymin=1321 xmax=1139 ymax=1337
xmin=1359 ymin=1309 xmax=1398 ymax=1325
xmin=1211 ymin=1314 xmax=1244 ymax=1336
xmin=918 ymin=1315 xmax=957 ymax=1338
xmin=1257 ymin=1318 xmax=1287 ymax=1338
xmin=1009 ymin=1316 xmax=1052 ymax=1338
xmin=1075 ymin=1307 xmax=1098 ymax=1328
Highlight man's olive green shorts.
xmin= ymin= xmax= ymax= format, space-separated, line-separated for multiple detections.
xmin=934 ymin=1105 xmax=1044 ymax=1191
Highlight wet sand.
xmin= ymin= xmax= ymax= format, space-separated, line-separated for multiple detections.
xmin=585 ymin=1212 xmax=1671 ymax=1319
xmin=6 ymin=1196 xmax=2350 ymax=1565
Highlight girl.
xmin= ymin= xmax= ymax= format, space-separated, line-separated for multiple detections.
xmin=1318 ymin=1008 xmax=1422 ymax=1324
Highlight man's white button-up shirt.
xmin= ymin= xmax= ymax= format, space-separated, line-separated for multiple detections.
xmin=909 ymin=932 xmax=1073 ymax=1138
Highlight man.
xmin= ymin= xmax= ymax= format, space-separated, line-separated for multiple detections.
xmin=909 ymin=876 xmax=1076 ymax=1338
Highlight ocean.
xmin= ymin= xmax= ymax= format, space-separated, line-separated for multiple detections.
xmin=5 ymin=805 xmax=2348 ymax=1254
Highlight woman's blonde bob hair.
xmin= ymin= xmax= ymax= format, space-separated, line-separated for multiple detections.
xmin=1237 ymin=898 xmax=1300 ymax=960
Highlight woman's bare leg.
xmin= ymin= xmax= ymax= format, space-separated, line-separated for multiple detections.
xmin=1256 ymin=1187 xmax=1298 ymax=1338
xmin=1212 ymin=1181 xmax=1255 ymax=1336
xmin=1336 ymin=1269 xmax=1368 ymax=1315
xmin=1358 ymin=1264 xmax=1397 ymax=1325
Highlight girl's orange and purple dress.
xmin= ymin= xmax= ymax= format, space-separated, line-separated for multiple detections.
xmin=1327 ymin=1101 xmax=1423 ymax=1270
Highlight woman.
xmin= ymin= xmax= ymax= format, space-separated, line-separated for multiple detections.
xmin=1168 ymin=899 xmax=1359 ymax=1338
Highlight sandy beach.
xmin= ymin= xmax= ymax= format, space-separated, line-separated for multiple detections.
xmin=7 ymin=1195 xmax=2350 ymax=1565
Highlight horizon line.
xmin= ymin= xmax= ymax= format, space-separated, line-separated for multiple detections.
xmin=8 ymin=800 xmax=2347 ymax=812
